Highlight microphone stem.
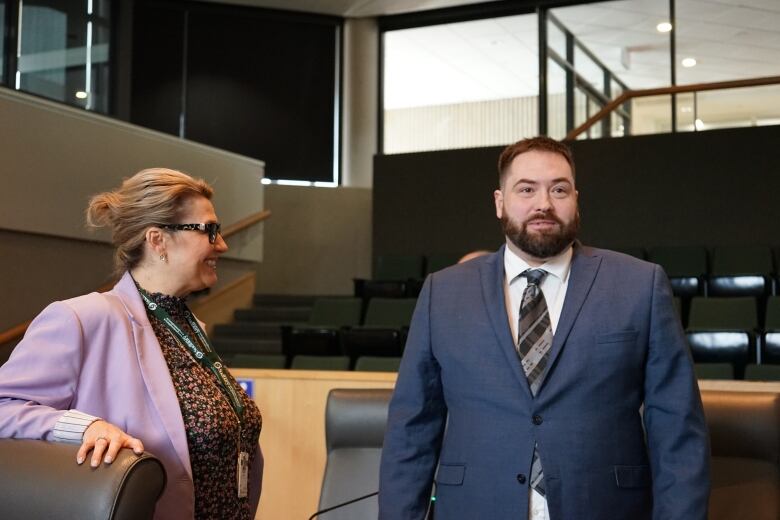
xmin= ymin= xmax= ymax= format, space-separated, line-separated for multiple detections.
xmin=307 ymin=491 xmax=379 ymax=520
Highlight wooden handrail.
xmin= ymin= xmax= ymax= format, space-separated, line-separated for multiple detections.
xmin=566 ymin=75 xmax=780 ymax=140
xmin=0 ymin=210 xmax=271 ymax=346
xmin=222 ymin=209 xmax=272 ymax=238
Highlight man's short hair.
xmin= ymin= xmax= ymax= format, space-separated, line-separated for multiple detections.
xmin=497 ymin=136 xmax=575 ymax=187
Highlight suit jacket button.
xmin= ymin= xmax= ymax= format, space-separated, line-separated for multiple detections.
xmin=532 ymin=414 xmax=543 ymax=425
xmin=517 ymin=473 xmax=527 ymax=484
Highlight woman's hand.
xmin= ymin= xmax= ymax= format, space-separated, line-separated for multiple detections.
xmin=77 ymin=420 xmax=144 ymax=467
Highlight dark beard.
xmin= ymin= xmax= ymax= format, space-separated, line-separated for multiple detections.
xmin=501 ymin=210 xmax=579 ymax=259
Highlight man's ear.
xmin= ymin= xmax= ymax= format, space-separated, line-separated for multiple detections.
xmin=494 ymin=189 xmax=504 ymax=219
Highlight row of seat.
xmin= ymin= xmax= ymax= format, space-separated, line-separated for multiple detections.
xmin=227 ymin=354 xmax=401 ymax=372
xmin=684 ymin=296 xmax=780 ymax=378
xmin=618 ymin=245 xmax=780 ymax=298
xmin=359 ymin=246 xmax=780 ymax=301
xmin=281 ymin=297 xmax=417 ymax=360
xmin=694 ymin=363 xmax=780 ymax=381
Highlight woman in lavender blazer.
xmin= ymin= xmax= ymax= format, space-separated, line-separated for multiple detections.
xmin=0 ymin=169 xmax=263 ymax=519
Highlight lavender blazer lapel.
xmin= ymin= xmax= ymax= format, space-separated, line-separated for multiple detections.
xmin=112 ymin=273 xmax=192 ymax=478
xmin=479 ymin=246 xmax=533 ymax=398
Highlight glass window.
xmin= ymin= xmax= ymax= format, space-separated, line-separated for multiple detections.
xmin=383 ymin=13 xmax=538 ymax=154
xmin=17 ymin=0 xmax=111 ymax=113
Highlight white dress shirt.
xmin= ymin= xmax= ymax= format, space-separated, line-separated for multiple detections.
xmin=503 ymin=243 xmax=574 ymax=520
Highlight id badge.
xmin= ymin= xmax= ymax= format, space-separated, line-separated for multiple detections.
xmin=237 ymin=451 xmax=249 ymax=498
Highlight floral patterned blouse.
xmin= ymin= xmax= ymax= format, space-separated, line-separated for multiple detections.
xmin=146 ymin=292 xmax=262 ymax=520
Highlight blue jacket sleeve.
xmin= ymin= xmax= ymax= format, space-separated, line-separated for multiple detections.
xmin=643 ymin=265 xmax=711 ymax=520
xmin=378 ymin=276 xmax=447 ymax=519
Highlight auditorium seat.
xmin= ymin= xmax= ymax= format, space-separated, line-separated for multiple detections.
xmin=0 ymin=439 xmax=166 ymax=520
xmin=230 ymin=353 xmax=287 ymax=369
xmin=291 ymin=355 xmax=351 ymax=371
xmin=708 ymin=245 xmax=774 ymax=299
xmin=762 ymin=296 xmax=780 ymax=364
xmin=281 ymin=298 xmax=362 ymax=358
xmin=694 ymin=363 xmax=734 ymax=380
xmin=354 ymin=356 xmax=402 ymax=372
xmin=316 ymin=388 xmax=391 ymax=519
xmin=701 ymin=390 xmax=779 ymax=520
xmin=744 ymin=364 xmax=780 ymax=381
xmin=649 ymin=245 xmax=708 ymax=299
xmin=341 ymin=298 xmax=417 ymax=361
xmin=354 ymin=255 xmax=425 ymax=300
xmin=686 ymin=297 xmax=757 ymax=379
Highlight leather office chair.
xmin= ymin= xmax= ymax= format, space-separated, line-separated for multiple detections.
xmin=0 ymin=438 xmax=166 ymax=520
xmin=316 ymin=388 xmax=392 ymax=519
xmin=701 ymin=390 xmax=780 ymax=520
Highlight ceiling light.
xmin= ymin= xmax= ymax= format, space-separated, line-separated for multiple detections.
xmin=694 ymin=118 xmax=704 ymax=130
xmin=682 ymin=57 xmax=697 ymax=68
xmin=681 ymin=106 xmax=692 ymax=113
xmin=75 ymin=91 xmax=88 ymax=99
xmin=656 ymin=22 xmax=672 ymax=33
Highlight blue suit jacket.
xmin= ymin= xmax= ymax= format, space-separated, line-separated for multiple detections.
xmin=378 ymin=244 xmax=709 ymax=520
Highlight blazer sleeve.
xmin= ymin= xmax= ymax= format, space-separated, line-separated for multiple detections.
xmin=643 ymin=265 xmax=710 ymax=520
xmin=378 ymin=276 xmax=447 ymax=520
xmin=0 ymin=300 xmax=86 ymax=440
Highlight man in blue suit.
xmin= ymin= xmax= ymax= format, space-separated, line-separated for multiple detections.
xmin=378 ymin=137 xmax=709 ymax=519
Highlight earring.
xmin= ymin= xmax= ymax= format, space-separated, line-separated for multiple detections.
xmin=160 ymin=253 xmax=167 ymax=262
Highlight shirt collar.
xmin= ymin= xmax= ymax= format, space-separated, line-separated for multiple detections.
xmin=504 ymin=242 xmax=574 ymax=284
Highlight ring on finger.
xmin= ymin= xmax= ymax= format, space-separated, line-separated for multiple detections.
xmin=95 ymin=436 xmax=108 ymax=442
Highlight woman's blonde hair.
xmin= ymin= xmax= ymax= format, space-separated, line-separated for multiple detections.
xmin=87 ymin=168 xmax=214 ymax=274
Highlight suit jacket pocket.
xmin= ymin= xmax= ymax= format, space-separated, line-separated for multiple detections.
xmin=596 ymin=330 xmax=639 ymax=344
xmin=435 ymin=464 xmax=465 ymax=486
xmin=613 ymin=465 xmax=650 ymax=488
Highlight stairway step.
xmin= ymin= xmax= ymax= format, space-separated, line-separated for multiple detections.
xmin=213 ymin=338 xmax=282 ymax=356
xmin=252 ymin=294 xmax=320 ymax=306
xmin=213 ymin=322 xmax=304 ymax=339
xmin=234 ymin=307 xmax=311 ymax=322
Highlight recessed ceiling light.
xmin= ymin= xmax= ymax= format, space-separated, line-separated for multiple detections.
xmin=656 ymin=22 xmax=672 ymax=33
xmin=75 ymin=91 xmax=88 ymax=99
xmin=682 ymin=57 xmax=697 ymax=68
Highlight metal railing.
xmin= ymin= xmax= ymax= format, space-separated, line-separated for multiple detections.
xmin=566 ymin=75 xmax=780 ymax=141
xmin=0 ymin=210 xmax=271 ymax=345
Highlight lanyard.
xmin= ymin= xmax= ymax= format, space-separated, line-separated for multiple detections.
xmin=137 ymin=286 xmax=245 ymax=424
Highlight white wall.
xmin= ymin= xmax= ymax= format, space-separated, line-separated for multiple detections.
xmin=0 ymin=87 xmax=266 ymax=262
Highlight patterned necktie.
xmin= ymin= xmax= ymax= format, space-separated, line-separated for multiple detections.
xmin=516 ymin=268 xmax=552 ymax=497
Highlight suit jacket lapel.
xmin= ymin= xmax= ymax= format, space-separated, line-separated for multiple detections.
xmin=479 ymin=245 xmax=533 ymax=397
xmin=543 ymin=244 xmax=602 ymax=382
xmin=112 ymin=272 xmax=193 ymax=479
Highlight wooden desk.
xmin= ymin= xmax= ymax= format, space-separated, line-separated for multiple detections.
xmin=229 ymin=369 xmax=396 ymax=520
xmin=231 ymin=368 xmax=778 ymax=520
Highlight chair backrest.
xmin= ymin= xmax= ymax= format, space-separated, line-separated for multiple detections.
xmin=291 ymin=355 xmax=350 ymax=371
xmin=354 ymin=356 xmax=402 ymax=372
xmin=0 ymin=439 xmax=166 ymax=520
xmin=765 ymin=296 xmax=780 ymax=329
xmin=318 ymin=388 xmax=392 ymax=520
xmin=231 ymin=353 xmax=287 ymax=369
xmin=363 ymin=298 xmax=417 ymax=328
xmin=649 ymin=245 xmax=708 ymax=277
xmin=308 ymin=298 xmax=363 ymax=327
xmin=711 ymin=245 xmax=773 ymax=276
xmin=687 ymin=297 xmax=757 ymax=329
xmin=701 ymin=390 xmax=780 ymax=520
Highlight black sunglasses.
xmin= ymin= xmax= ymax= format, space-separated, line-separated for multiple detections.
xmin=158 ymin=223 xmax=222 ymax=244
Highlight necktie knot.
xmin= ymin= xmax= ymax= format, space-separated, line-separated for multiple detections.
xmin=522 ymin=269 xmax=547 ymax=287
